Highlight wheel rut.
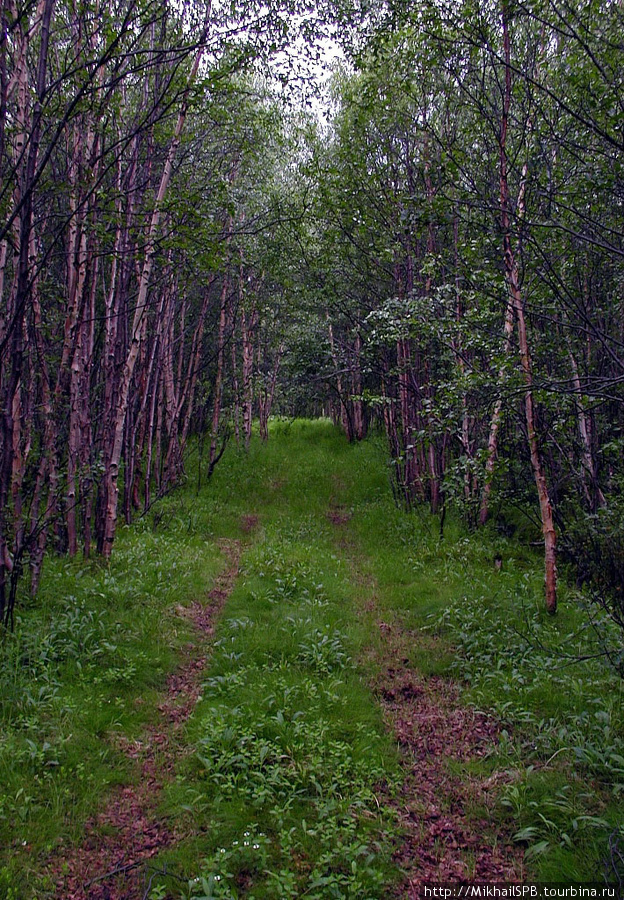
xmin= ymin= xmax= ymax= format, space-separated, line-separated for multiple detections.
xmin=47 ymin=539 xmax=242 ymax=900
xmin=372 ymin=622 xmax=524 ymax=890
xmin=329 ymin=512 xmax=523 ymax=891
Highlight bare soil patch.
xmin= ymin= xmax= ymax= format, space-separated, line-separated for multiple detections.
xmin=240 ymin=514 xmax=259 ymax=534
xmin=47 ymin=539 xmax=242 ymax=900
xmin=373 ymin=620 xmax=524 ymax=892
xmin=326 ymin=507 xmax=352 ymax=526
xmin=327 ymin=484 xmax=352 ymax=526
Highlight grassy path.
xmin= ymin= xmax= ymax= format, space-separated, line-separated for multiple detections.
xmin=49 ymin=540 xmax=243 ymax=898
xmin=147 ymin=419 xmax=519 ymax=897
xmin=2 ymin=420 xmax=622 ymax=897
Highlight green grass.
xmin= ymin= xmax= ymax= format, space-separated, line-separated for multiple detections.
xmin=0 ymin=509 xmax=225 ymax=897
xmin=1 ymin=418 xmax=623 ymax=897
xmin=337 ymin=438 xmax=624 ymax=883
xmin=434 ymin=583 xmax=624 ymax=881
xmin=155 ymin=421 xmax=400 ymax=898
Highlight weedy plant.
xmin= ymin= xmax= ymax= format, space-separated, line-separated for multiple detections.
xmin=327 ymin=436 xmax=624 ymax=884
xmin=176 ymin=543 xmax=398 ymax=897
xmin=433 ymin=579 xmax=624 ymax=881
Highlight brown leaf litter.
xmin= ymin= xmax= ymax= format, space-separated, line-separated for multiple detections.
xmin=373 ymin=623 xmax=525 ymax=894
xmin=329 ymin=500 xmax=524 ymax=895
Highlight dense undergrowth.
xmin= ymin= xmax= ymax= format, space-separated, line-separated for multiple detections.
xmin=436 ymin=585 xmax=624 ymax=881
xmin=0 ymin=419 xmax=622 ymax=897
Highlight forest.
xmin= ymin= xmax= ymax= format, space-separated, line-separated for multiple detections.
xmin=0 ymin=0 xmax=623 ymax=895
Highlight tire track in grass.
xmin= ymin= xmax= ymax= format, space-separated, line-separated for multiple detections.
xmin=47 ymin=538 xmax=242 ymax=900
xmin=372 ymin=623 xmax=524 ymax=890
xmin=47 ymin=424 xmax=522 ymax=896
xmin=328 ymin=507 xmax=524 ymax=891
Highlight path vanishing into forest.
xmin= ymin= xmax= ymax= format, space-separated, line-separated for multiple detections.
xmin=43 ymin=421 xmax=523 ymax=898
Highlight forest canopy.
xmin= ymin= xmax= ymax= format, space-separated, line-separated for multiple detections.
xmin=0 ymin=0 xmax=623 ymax=631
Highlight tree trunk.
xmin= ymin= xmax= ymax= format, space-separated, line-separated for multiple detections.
xmin=241 ymin=301 xmax=257 ymax=451
xmin=500 ymin=0 xmax=557 ymax=613
xmin=208 ymin=272 xmax=230 ymax=471
xmin=180 ymin=283 xmax=214 ymax=451
xmin=479 ymin=299 xmax=515 ymax=526
xmin=351 ymin=331 xmax=365 ymax=440
xmin=100 ymin=11 xmax=212 ymax=558
xmin=258 ymin=342 xmax=283 ymax=441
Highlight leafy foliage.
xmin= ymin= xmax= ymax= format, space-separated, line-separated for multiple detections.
xmin=434 ymin=584 xmax=624 ymax=879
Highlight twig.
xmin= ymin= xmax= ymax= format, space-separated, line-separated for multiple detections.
xmin=83 ymin=859 xmax=143 ymax=888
